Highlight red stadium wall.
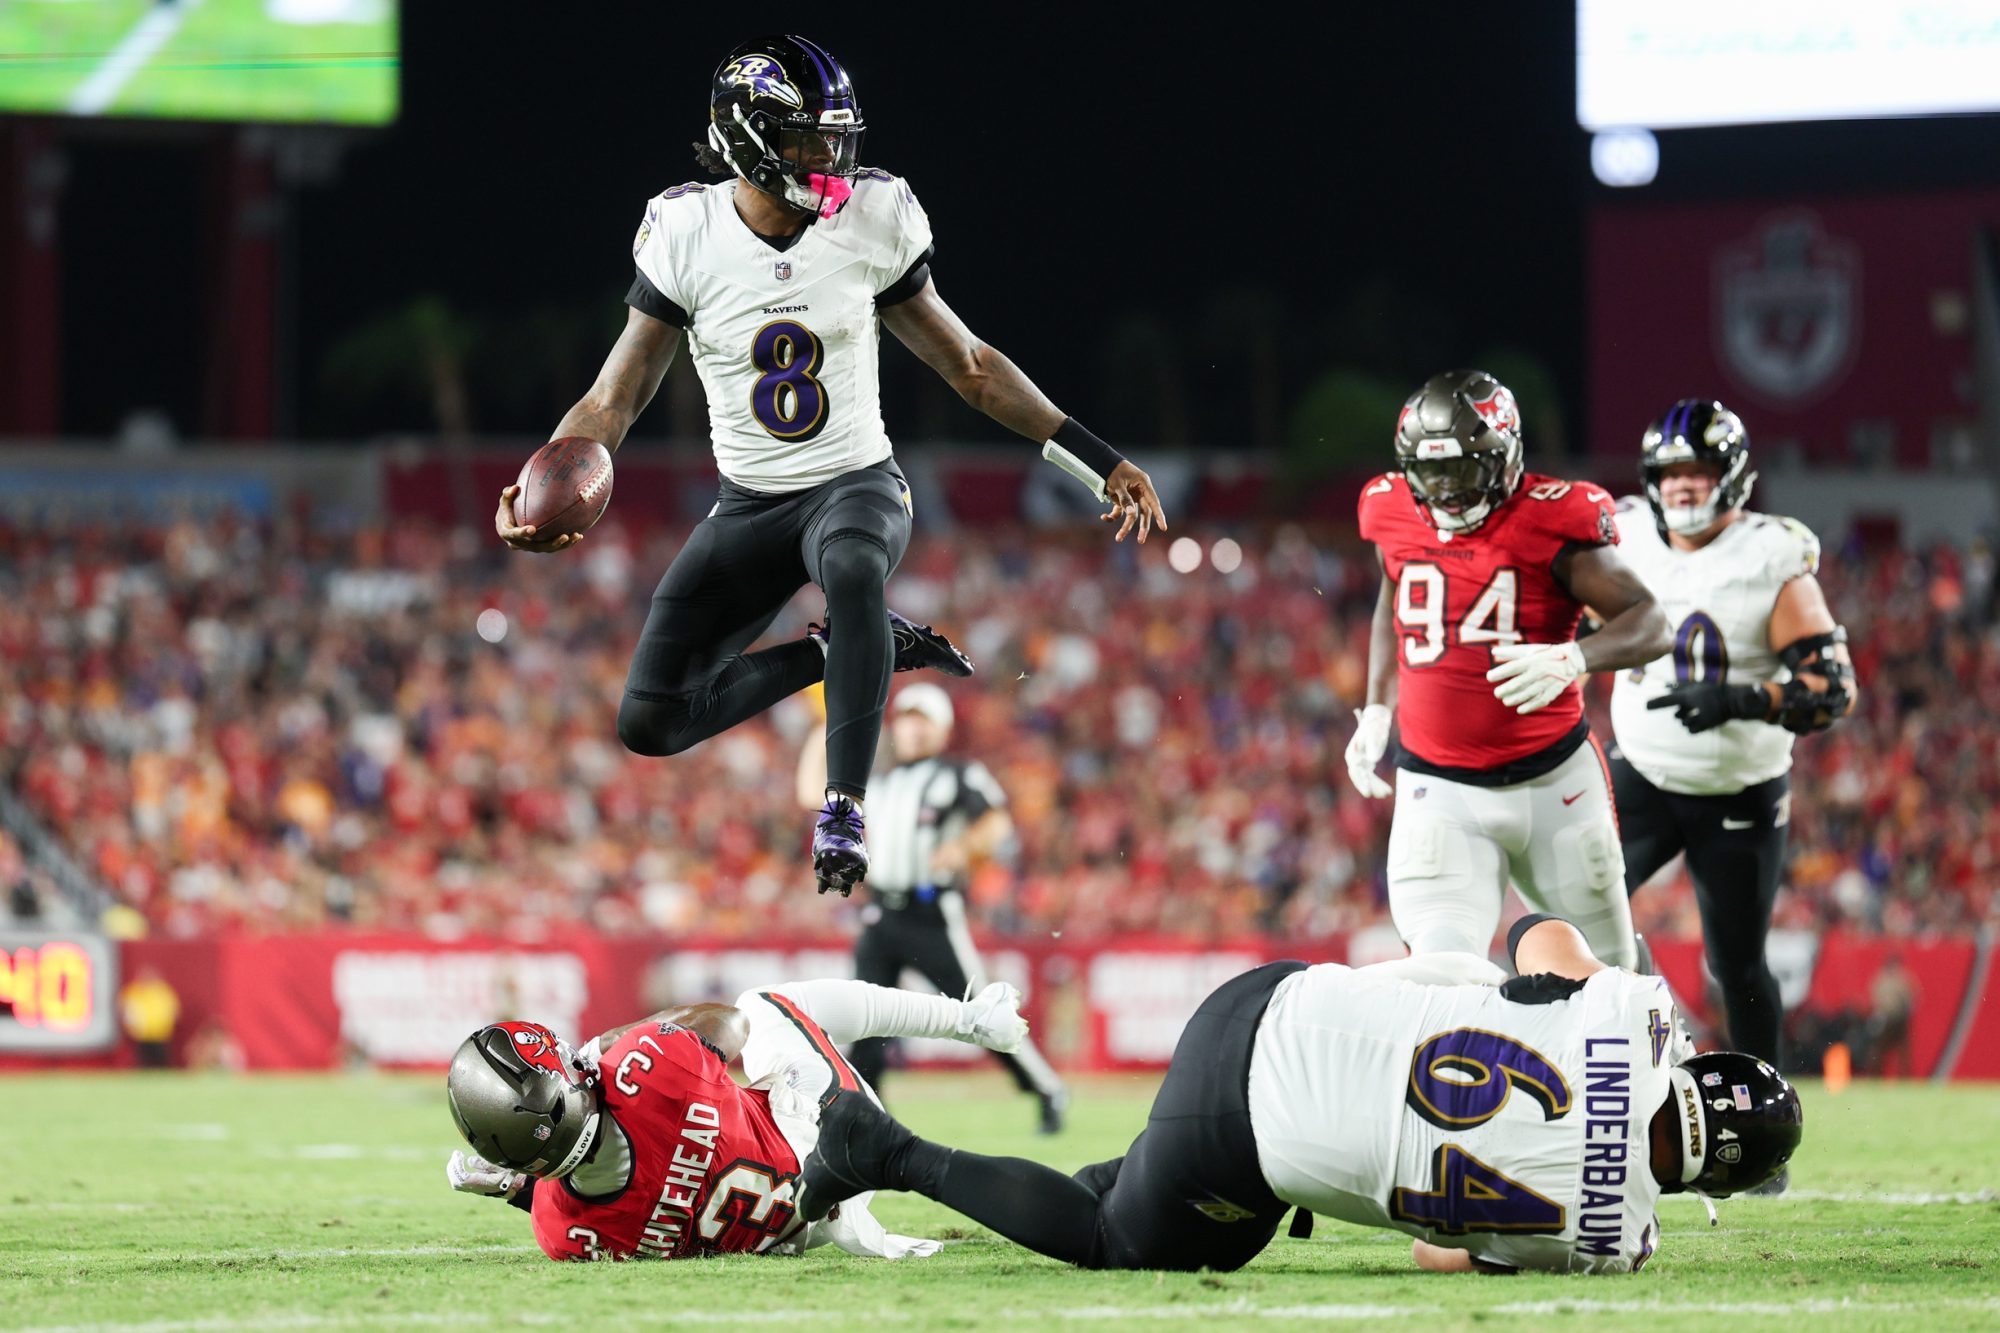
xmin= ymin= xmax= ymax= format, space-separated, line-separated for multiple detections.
xmin=3 ymin=932 xmax=1990 ymax=1079
xmin=1589 ymin=189 xmax=2000 ymax=470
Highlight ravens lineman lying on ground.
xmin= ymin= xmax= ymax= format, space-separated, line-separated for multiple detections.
xmin=798 ymin=918 xmax=1802 ymax=1274
xmin=494 ymin=34 xmax=1167 ymax=895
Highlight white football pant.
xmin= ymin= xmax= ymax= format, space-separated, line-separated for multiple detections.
xmin=1385 ymin=739 xmax=1636 ymax=968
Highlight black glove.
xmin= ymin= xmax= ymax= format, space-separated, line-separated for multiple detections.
xmin=1646 ymin=681 xmax=1770 ymax=734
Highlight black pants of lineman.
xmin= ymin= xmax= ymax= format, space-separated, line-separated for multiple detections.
xmin=884 ymin=961 xmax=1307 ymax=1271
xmin=851 ymin=903 xmax=1055 ymax=1099
xmin=615 ymin=460 xmax=912 ymax=796
xmin=1613 ymin=752 xmax=1790 ymax=1065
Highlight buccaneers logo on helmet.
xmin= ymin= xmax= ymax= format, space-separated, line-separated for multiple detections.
xmin=494 ymin=1021 xmax=572 ymax=1079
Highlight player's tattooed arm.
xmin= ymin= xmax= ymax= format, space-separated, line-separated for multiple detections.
xmin=497 ymin=309 xmax=682 ymax=552
xmin=553 ymin=306 xmax=681 ymax=454
xmin=1553 ymin=545 xmax=1670 ymax=673
xmin=589 ymin=1004 xmax=750 ymax=1065
xmin=880 ymin=279 xmax=1169 ymax=543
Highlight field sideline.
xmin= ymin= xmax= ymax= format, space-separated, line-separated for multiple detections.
xmin=3 ymin=1071 xmax=1996 ymax=1331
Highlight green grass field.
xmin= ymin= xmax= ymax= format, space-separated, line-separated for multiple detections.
xmin=3 ymin=1072 xmax=1996 ymax=1331
xmin=0 ymin=0 xmax=396 ymax=125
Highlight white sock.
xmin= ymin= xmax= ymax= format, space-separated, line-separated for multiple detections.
xmin=826 ymin=789 xmax=864 ymax=817
xmin=754 ymin=978 xmax=959 ymax=1046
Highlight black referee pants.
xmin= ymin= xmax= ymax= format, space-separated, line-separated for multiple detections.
xmin=1612 ymin=752 xmax=1790 ymax=1065
xmin=851 ymin=903 xmax=1055 ymax=1099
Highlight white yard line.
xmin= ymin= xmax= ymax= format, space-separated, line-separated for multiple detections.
xmin=22 ymin=1297 xmax=2000 ymax=1332
xmin=65 ymin=0 xmax=206 ymax=115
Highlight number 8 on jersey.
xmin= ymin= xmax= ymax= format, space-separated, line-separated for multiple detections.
xmin=749 ymin=320 xmax=829 ymax=441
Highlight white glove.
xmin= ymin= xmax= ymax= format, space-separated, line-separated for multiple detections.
xmin=447 ymin=1149 xmax=524 ymax=1200
xmin=1487 ymin=642 xmax=1587 ymax=714
xmin=956 ymin=981 xmax=1028 ymax=1054
xmin=1344 ymin=704 xmax=1394 ymax=799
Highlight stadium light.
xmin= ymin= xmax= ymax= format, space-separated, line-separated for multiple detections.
xmin=1591 ymin=128 xmax=1659 ymax=188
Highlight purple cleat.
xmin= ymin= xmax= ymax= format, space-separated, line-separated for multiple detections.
xmin=812 ymin=795 xmax=869 ymax=896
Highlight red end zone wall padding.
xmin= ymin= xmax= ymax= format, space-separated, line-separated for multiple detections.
xmin=2 ymin=931 xmax=1985 ymax=1076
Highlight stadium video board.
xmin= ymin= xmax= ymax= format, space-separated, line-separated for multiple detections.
xmin=1578 ymin=0 xmax=2000 ymax=131
xmin=0 ymin=0 xmax=398 ymax=126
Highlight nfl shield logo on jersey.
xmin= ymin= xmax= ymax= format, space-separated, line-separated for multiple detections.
xmin=774 ymin=260 xmax=793 ymax=282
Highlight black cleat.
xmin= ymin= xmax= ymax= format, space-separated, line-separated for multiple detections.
xmin=798 ymin=1090 xmax=917 ymax=1223
xmin=807 ymin=610 xmax=974 ymax=678
xmin=1037 ymin=1086 xmax=1070 ymax=1136
xmin=889 ymin=610 xmax=974 ymax=677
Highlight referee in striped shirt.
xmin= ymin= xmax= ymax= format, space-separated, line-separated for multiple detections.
xmin=798 ymin=682 xmax=1070 ymax=1133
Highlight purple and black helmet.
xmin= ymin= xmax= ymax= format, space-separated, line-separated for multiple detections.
xmin=706 ymin=35 xmax=865 ymax=219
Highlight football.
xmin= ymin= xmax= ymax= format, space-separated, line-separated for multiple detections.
xmin=513 ymin=437 xmax=614 ymax=540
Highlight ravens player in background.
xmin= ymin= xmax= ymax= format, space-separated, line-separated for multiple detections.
xmin=494 ymin=35 xmax=1167 ymax=895
xmin=1344 ymin=371 xmax=1670 ymax=967
xmin=797 ymin=917 xmax=1802 ymax=1274
xmin=1610 ymin=401 xmax=1857 ymax=1154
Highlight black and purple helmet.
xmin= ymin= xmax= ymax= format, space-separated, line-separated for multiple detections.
xmin=706 ymin=35 xmax=864 ymax=219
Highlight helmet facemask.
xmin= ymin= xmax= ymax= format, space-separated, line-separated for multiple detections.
xmin=1404 ymin=443 xmax=1522 ymax=532
xmin=708 ymin=105 xmax=864 ymax=219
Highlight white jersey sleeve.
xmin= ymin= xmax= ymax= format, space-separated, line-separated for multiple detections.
xmin=631 ymin=183 xmax=706 ymax=320
xmin=865 ymin=171 xmax=933 ymax=293
xmin=1609 ymin=508 xmax=1818 ymax=796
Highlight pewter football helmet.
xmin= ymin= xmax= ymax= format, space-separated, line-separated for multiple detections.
xmin=445 ymin=1021 xmax=600 ymax=1180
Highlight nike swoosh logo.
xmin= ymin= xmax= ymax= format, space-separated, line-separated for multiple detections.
xmin=1562 ymin=791 xmax=1586 ymax=806
xmin=1722 ymin=817 xmax=1757 ymax=830
xmin=1585 ymin=490 xmax=1610 ymax=503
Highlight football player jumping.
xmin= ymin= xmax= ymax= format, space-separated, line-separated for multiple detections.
xmin=442 ymin=976 xmax=1029 ymax=1261
xmin=796 ymin=918 xmax=1802 ymax=1274
xmin=494 ymin=34 xmax=1167 ymax=896
xmin=1345 ymin=370 xmax=1671 ymax=966
xmin=1610 ymin=401 xmax=1857 ymax=1110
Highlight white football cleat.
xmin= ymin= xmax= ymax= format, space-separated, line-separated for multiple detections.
xmin=957 ymin=982 xmax=1028 ymax=1054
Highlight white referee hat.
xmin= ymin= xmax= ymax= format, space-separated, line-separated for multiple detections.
xmin=892 ymin=682 xmax=955 ymax=730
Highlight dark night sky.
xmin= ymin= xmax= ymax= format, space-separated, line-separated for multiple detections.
xmin=46 ymin=5 xmax=2000 ymax=454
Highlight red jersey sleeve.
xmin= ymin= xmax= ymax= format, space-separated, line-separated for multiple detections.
xmin=1516 ymin=476 xmax=1618 ymax=553
xmin=1356 ymin=473 xmax=1404 ymax=544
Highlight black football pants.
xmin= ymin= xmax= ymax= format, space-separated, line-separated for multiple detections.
xmin=615 ymin=461 xmax=912 ymax=797
xmin=1613 ymin=753 xmax=1790 ymax=1065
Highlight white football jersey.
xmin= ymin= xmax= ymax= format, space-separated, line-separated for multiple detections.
xmin=1610 ymin=505 xmax=1820 ymax=795
xmin=632 ymin=172 xmax=933 ymax=492
xmin=1247 ymin=965 xmax=1689 ymax=1274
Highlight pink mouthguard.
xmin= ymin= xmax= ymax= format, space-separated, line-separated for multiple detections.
xmin=808 ymin=173 xmax=853 ymax=218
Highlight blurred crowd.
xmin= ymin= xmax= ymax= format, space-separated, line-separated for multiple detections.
xmin=0 ymin=511 xmax=1992 ymax=943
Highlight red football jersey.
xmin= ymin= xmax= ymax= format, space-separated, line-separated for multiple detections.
xmin=531 ymin=1024 xmax=805 ymax=1261
xmin=1357 ymin=472 xmax=1618 ymax=771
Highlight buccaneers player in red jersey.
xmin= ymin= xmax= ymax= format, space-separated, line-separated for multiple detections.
xmin=442 ymin=978 xmax=1027 ymax=1261
xmin=1345 ymin=370 xmax=1670 ymax=966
